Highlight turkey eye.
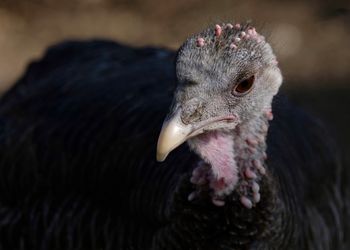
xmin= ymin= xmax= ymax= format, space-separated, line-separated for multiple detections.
xmin=232 ymin=75 xmax=255 ymax=96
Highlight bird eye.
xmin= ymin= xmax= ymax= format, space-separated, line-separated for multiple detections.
xmin=232 ymin=75 xmax=255 ymax=96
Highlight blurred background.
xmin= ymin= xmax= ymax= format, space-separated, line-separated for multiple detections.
xmin=0 ymin=0 xmax=349 ymax=161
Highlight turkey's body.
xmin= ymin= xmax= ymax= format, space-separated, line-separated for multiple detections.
xmin=0 ymin=40 xmax=347 ymax=249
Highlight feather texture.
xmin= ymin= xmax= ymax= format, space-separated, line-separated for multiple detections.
xmin=0 ymin=40 xmax=347 ymax=249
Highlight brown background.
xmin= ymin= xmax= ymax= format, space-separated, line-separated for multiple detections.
xmin=0 ymin=0 xmax=349 ymax=89
xmin=0 ymin=0 xmax=349 ymax=160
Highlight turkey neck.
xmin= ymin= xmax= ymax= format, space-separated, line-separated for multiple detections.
xmin=232 ymin=111 xmax=270 ymax=206
xmin=169 ymin=111 xmax=287 ymax=249
xmin=228 ymin=112 xmax=289 ymax=248
xmin=189 ymin=109 xmax=272 ymax=207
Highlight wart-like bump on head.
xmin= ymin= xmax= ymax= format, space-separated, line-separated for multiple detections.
xmin=226 ymin=23 xmax=233 ymax=29
xmin=178 ymin=23 xmax=279 ymax=87
xmin=215 ymin=24 xmax=222 ymax=37
xmin=158 ymin=22 xmax=283 ymax=206
xmin=196 ymin=37 xmax=205 ymax=47
xmin=230 ymin=43 xmax=237 ymax=49
xmin=172 ymin=22 xmax=282 ymax=139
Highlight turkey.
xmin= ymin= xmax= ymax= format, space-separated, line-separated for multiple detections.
xmin=0 ymin=23 xmax=348 ymax=250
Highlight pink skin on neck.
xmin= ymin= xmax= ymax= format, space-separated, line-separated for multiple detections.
xmin=191 ymin=131 xmax=238 ymax=195
xmin=188 ymin=111 xmax=271 ymax=207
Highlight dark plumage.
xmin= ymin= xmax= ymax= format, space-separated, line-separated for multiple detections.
xmin=0 ymin=30 xmax=347 ymax=249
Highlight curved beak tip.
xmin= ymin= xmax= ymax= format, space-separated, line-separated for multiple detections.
xmin=156 ymin=151 xmax=167 ymax=162
xmin=156 ymin=108 xmax=238 ymax=162
xmin=156 ymin=110 xmax=191 ymax=162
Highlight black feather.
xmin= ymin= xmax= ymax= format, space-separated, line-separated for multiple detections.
xmin=0 ymin=40 xmax=347 ymax=250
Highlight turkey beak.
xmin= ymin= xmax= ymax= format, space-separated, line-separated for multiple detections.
xmin=156 ymin=109 xmax=192 ymax=162
xmin=157 ymin=108 xmax=237 ymax=162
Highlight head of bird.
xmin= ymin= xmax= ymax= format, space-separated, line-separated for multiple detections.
xmin=157 ymin=23 xmax=282 ymax=162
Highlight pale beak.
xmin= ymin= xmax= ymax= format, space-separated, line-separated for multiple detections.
xmin=156 ymin=108 xmax=237 ymax=162
xmin=156 ymin=109 xmax=192 ymax=162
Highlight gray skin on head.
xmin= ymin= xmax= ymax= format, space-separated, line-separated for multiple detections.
xmin=157 ymin=23 xmax=284 ymax=201
xmin=173 ymin=23 xmax=282 ymax=130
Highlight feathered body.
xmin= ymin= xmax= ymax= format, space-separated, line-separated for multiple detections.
xmin=0 ymin=39 xmax=347 ymax=249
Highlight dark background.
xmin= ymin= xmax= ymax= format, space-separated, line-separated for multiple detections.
xmin=0 ymin=0 xmax=349 ymax=164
